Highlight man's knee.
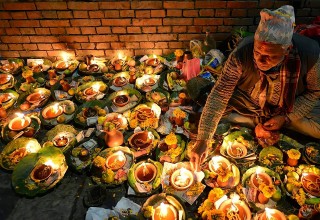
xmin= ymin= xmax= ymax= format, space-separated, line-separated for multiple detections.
xmin=288 ymin=118 xmax=320 ymax=139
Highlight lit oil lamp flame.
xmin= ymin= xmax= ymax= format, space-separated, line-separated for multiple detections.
xmin=175 ymin=167 xmax=190 ymax=186
xmin=118 ymin=52 xmax=124 ymax=60
xmin=159 ymin=203 xmax=168 ymax=219
xmin=25 ymin=142 xmax=37 ymax=153
xmin=61 ymin=52 xmax=70 ymax=62
xmin=212 ymin=161 xmax=220 ymax=171
xmin=265 ymin=208 xmax=274 ymax=220
xmin=16 ymin=112 xmax=26 ymax=127
xmin=52 ymin=103 xmax=60 ymax=114
xmin=142 ymin=162 xmax=148 ymax=176
xmin=256 ymin=167 xmax=262 ymax=175
xmin=115 ymin=151 xmax=125 ymax=163
xmin=92 ymin=84 xmax=100 ymax=93
xmin=44 ymin=159 xmax=58 ymax=169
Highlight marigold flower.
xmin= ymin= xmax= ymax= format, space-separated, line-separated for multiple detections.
xmin=287 ymin=149 xmax=301 ymax=160
xmin=174 ymin=49 xmax=184 ymax=57
xmin=165 ymin=132 xmax=178 ymax=145
xmin=173 ymin=108 xmax=187 ymax=118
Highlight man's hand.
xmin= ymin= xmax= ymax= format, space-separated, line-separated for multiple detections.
xmin=263 ymin=115 xmax=286 ymax=131
xmin=189 ymin=140 xmax=208 ymax=172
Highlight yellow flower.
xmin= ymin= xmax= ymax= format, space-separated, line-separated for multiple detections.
xmin=287 ymin=149 xmax=301 ymax=160
xmin=217 ymin=170 xmax=233 ymax=182
xmin=174 ymin=49 xmax=184 ymax=57
xmin=129 ymin=118 xmax=138 ymax=128
xmin=165 ymin=132 xmax=178 ymax=145
xmin=22 ymin=69 xmax=33 ymax=78
xmin=198 ymin=199 xmax=214 ymax=214
xmin=173 ymin=108 xmax=187 ymax=118
xmin=208 ymin=188 xmax=225 ymax=202
xmin=293 ymin=188 xmax=306 ymax=206
xmin=259 ymin=183 xmax=276 ymax=198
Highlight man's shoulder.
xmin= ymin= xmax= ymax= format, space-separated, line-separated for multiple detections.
xmin=293 ymin=34 xmax=320 ymax=55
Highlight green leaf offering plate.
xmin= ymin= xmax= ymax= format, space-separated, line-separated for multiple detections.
xmin=17 ymin=88 xmax=51 ymax=111
xmin=27 ymin=58 xmax=52 ymax=73
xmin=0 ymin=89 xmax=19 ymax=110
xmin=304 ymin=142 xmax=320 ymax=165
xmin=78 ymin=57 xmax=108 ymax=76
xmin=0 ymin=73 xmax=15 ymax=91
xmin=75 ymin=81 xmax=108 ymax=103
xmin=158 ymin=71 xmax=186 ymax=92
xmin=12 ymin=146 xmax=68 ymax=197
xmin=53 ymin=59 xmax=79 ymax=76
xmin=0 ymin=58 xmax=24 ymax=75
xmin=156 ymin=134 xmax=186 ymax=164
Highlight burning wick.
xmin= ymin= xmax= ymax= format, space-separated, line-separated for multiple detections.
xmin=92 ymin=84 xmax=100 ymax=93
xmin=142 ymin=162 xmax=149 ymax=176
xmin=44 ymin=159 xmax=58 ymax=170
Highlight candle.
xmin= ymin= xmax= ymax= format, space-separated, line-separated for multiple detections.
xmin=170 ymin=167 xmax=194 ymax=190
xmin=134 ymin=162 xmax=157 ymax=183
xmin=250 ymin=167 xmax=273 ymax=190
xmin=106 ymin=151 xmax=127 ymax=171
xmin=153 ymin=203 xmax=177 ymax=220
xmin=42 ymin=103 xmax=63 ymax=119
xmin=8 ymin=113 xmax=31 ymax=131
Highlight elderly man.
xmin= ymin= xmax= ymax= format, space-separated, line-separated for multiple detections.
xmin=190 ymin=5 xmax=320 ymax=171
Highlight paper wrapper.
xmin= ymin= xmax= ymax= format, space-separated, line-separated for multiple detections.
xmin=114 ymin=197 xmax=141 ymax=217
xmin=161 ymin=162 xmax=205 ymax=205
xmin=85 ymin=207 xmax=119 ymax=220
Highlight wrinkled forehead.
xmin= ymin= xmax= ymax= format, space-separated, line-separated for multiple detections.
xmin=254 ymin=40 xmax=286 ymax=55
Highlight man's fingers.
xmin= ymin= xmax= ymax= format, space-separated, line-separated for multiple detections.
xmin=199 ymin=151 xmax=208 ymax=165
xmin=190 ymin=154 xmax=200 ymax=172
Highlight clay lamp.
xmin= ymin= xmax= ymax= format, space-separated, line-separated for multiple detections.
xmin=8 ymin=113 xmax=31 ymax=131
xmin=0 ymin=74 xmax=12 ymax=85
xmin=83 ymin=107 xmax=98 ymax=118
xmin=170 ymin=167 xmax=194 ymax=190
xmin=134 ymin=162 xmax=157 ymax=183
xmin=136 ymin=108 xmax=154 ymax=122
xmin=209 ymin=156 xmax=231 ymax=174
xmin=219 ymin=194 xmax=251 ymax=220
xmin=144 ymin=78 xmax=156 ymax=87
xmin=112 ymin=76 xmax=128 ymax=87
xmin=113 ymin=94 xmax=130 ymax=107
xmin=83 ymin=84 xmax=100 ymax=96
xmin=56 ymin=60 xmax=70 ymax=71
xmin=32 ymin=64 xmax=43 ymax=73
xmin=26 ymin=91 xmax=45 ymax=105
xmin=226 ymin=141 xmax=248 ymax=159
xmin=1 ymin=63 xmax=15 ymax=72
xmin=301 ymin=172 xmax=320 ymax=197
xmin=152 ymin=202 xmax=178 ymax=220
xmin=106 ymin=151 xmax=127 ymax=171
xmin=250 ymin=167 xmax=273 ymax=190
xmin=104 ymin=114 xmax=124 ymax=130
xmin=0 ymin=93 xmax=12 ymax=103
xmin=42 ymin=103 xmax=63 ymax=120
xmin=147 ymin=55 xmax=160 ymax=67
xmin=258 ymin=208 xmax=286 ymax=220
xmin=53 ymin=134 xmax=69 ymax=148
xmin=30 ymin=159 xmax=57 ymax=182
xmin=78 ymin=148 xmax=90 ymax=161
xmin=129 ymin=131 xmax=153 ymax=150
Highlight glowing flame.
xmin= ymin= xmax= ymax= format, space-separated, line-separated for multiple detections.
xmin=25 ymin=142 xmax=37 ymax=153
xmin=35 ymin=60 xmax=44 ymax=65
xmin=142 ymin=162 xmax=148 ymax=176
xmin=15 ymin=112 xmax=26 ymax=127
xmin=115 ymin=151 xmax=125 ymax=162
xmin=231 ymin=194 xmax=240 ymax=203
xmin=61 ymin=52 xmax=70 ymax=62
xmin=159 ymin=203 xmax=168 ymax=218
xmin=150 ymin=102 xmax=161 ymax=118
xmin=92 ymin=84 xmax=100 ymax=93
xmin=256 ymin=167 xmax=262 ymax=175
xmin=52 ymin=103 xmax=61 ymax=114
xmin=44 ymin=159 xmax=58 ymax=169
xmin=117 ymin=51 xmax=124 ymax=60
xmin=265 ymin=208 xmax=275 ymax=220
xmin=175 ymin=168 xmax=191 ymax=187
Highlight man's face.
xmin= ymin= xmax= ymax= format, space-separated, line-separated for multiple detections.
xmin=253 ymin=40 xmax=289 ymax=71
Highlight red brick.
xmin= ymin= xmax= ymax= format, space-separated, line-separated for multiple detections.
xmin=231 ymin=9 xmax=247 ymax=17
xmin=199 ymin=9 xmax=214 ymax=17
xmin=20 ymin=51 xmax=48 ymax=57
xmin=215 ymin=9 xmax=230 ymax=17
xmin=68 ymin=2 xmax=99 ymax=10
xmin=125 ymin=42 xmax=140 ymax=49
xmin=51 ymin=43 xmax=67 ymax=50
xmin=0 ymin=44 xmax=8 ymax=50
xmin=227 ymin=1 xmax=258 ymax=8
xmin=111 ymin=42 xmax=125 ymax=49
xmin=60 ymin=36 xmax=89 ymax=43
xmin=66 ymin=27 xmax=81 ymax=35
xmin=96 ymin=27 xmax=111 ymax=34
xmin=194 ymin=18 xmax=223 ymax=26
xmin=71 ymin=19 xmax=101 ymax=27
xmin=247 ymin=9 xmax=260 ymax=17
xmin=47 ymin=50 xmax=70 ymax=57
xmin=169 ymin=42 xmax=183 ymax=48
xmin=27 ymin=11 xmax=42 ymax=19
xmin=202 ymin=26 xmax=217 ymax=33
xmin=157 ymin=26 xmax=171 ymax=33
xmin=89 ymin=11 xmax=104 ymax=18
xmin=133 ymin=18 xmax=162 ymax=26
xmin=73 ymin=11 xmax=89 ymax=19
xmin=172 ymin=26 xmax=187 ymax=33
xmin=112 ymin=27 xmax=127 ymax=34
xmin=155 ymin=42 xmax=168 ymax=48
xmin=76 ymin=50 xmax=105 ymax=57
xmin=164 ymin=1 xmax=194 ymax=9
xmin=183 ymin=10 xmax=198 ymax=17
xmin=140 ymin=42 xmax=155 ymax=49
xmin=0 ymin=20 xmax=10 ymax=28
xmin=167 ymin=10 xmax=182 ymax=17
xmin=188 ymin=26 xmax=202 ymax=33
xmin=89 ymin=35 xmax=119 ymax=42
xmin=163 ymin=18 xmax=192 ymax=25
xmin=119 ymin=34 xmax=148 ymax=42
xmin=3 ymin=3 xmax=36 ymax=11
xmin=127 ymin=27 xmax=141 ymax=33
xmin=148 ymin=34 xmax=177 ymax=41
xmin=50 ymin=28 xmax=66 ymax=35
xmin=0 ymin=12 xmax=11 ymax=19
xmin=217 ymin=26 xmax=233 ymax=32
xmin=163 ymin=49 xmax=175 ymax=54
xmin=274 ymin=1 xmax=290 ymax=8
xmin=102 ymin=19 xmax=131 ymax=26
xmin=20 ymin=28 xmax=36 ymax=35
xmin=81 ymin=27 xmax=96 ymax=34
xmin=96 ymin=43 xmax=110 ymax=49
xmin=99 ymin=2 xmax=130 ymax=9
xmin=224 ymin=18 xmax=253 ymax=25
xmin=212 ymin=33 xmax=229 ymax=41
xmin=134 ymin=49 xmax=162 ymax=56
xmin=23 ymin=44 xmax=38 ymax=50
xmin=195 ymin=1 xmax=227 ymax=9
xmin=36 ymin=2 xmax=67 ymax=10
xmin=136 ymin=10 xmax=151 ymax=18
xmin=178 ymin=33 xmax=202 ymax=41
xmin=259 ymin=0 xmax=274 ymax=8
xmin=104 ymin=10 xmax=120 ymax=18
xmin=81 ymin=43 xmax=96 ymax=49
xmin=40 ymin=20 xmax=70 ymax=27
xmin=11 ymin=12 xmax=27 ymax=20
xmin=30 ymin=36 xmax=60 ymax=43
xmin=42 ymin=11 xmax=58 ymax=19
xmin=131 ymin=1 xmax=162 ymax=9
xmin=57 ymin=11 xmax=73 ymax=19
xmin=8 ymin=44 xmax=23 ymax=50
xmin=120 ymin=10 xmax=134 ymax=18
xmin=142 ymin=27 xmax=156 ymax=33
xmin=5 ymin=28 xmax=21 ymax=35
xmin=10 ymin=20 xmax=40 ymax=28
xmin=1 ymin=36 xmax=30 ymax=43
xmin=37 ymin=44 xmax=53 ymax=50
xmin=151 ymin=10 xmax=165 ymax=18
xmin=1 ymin=51 xmax=20 ymax=58
xmin=0 ymin=28 xmax=4 ymax=35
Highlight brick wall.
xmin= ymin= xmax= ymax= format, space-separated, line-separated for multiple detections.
xmin=0 ymin=0 xmax=318 ymax=58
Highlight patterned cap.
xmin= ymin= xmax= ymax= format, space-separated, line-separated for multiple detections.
xmin=254 ymin=5 xmax=295 ymax=45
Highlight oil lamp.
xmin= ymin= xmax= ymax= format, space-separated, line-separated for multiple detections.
xmin=258 ymin=208 xmax=286 ymax=220
xmin=226 ymin=141 xmax=248 ymax=158
xmin=30 ymin=159 xmax=57 ymax=182
xmin=1 ymin=63 xmax=15 ymax=72
xmin=53 ymin=134 xmax=69 ymax=148
xmin=87 ymin=58 xmax=100 ymax=72
xmin=219 ymin=194 xmax=251 ymax=220
xmin=8 ymin=113 xmax=31 ymax=131
xmin=301 ymin=172 xmax=320 ymax=197
xmin=170 ymin=167 xmax=194 ymax=190
xmin=208 ymin=156 xmax=231 ymax=174
xmin=153 ymin=202 xmax=177 ymax=220
xmin=56 ymin=52 xmax=70 ymax=71
xmin=250 ymin=167 xmax=273 ymax=190
xmin=83 ymin=84 xmax=100 ymax=96
xmin=147 ymin=55 xmax=160 ymax=67
xmin=0 ymin=93 xmax=12 ymax=103
xmin=0 ymin=74 xmax=12 ymax=85
xmin=113 ymin=93 xmax=130 ymax=107
xmin=42 ymin=103 xmax=63 ymax=119
xmin=105 ymin=151 xmax=127 ymax=171
xmin=26 ymin=90 xmax=45 ymax=104
xmin=113 ymin=76 xmax=128 ymax=87
xmin=134 ymin=162 xmax=157 ymax=183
